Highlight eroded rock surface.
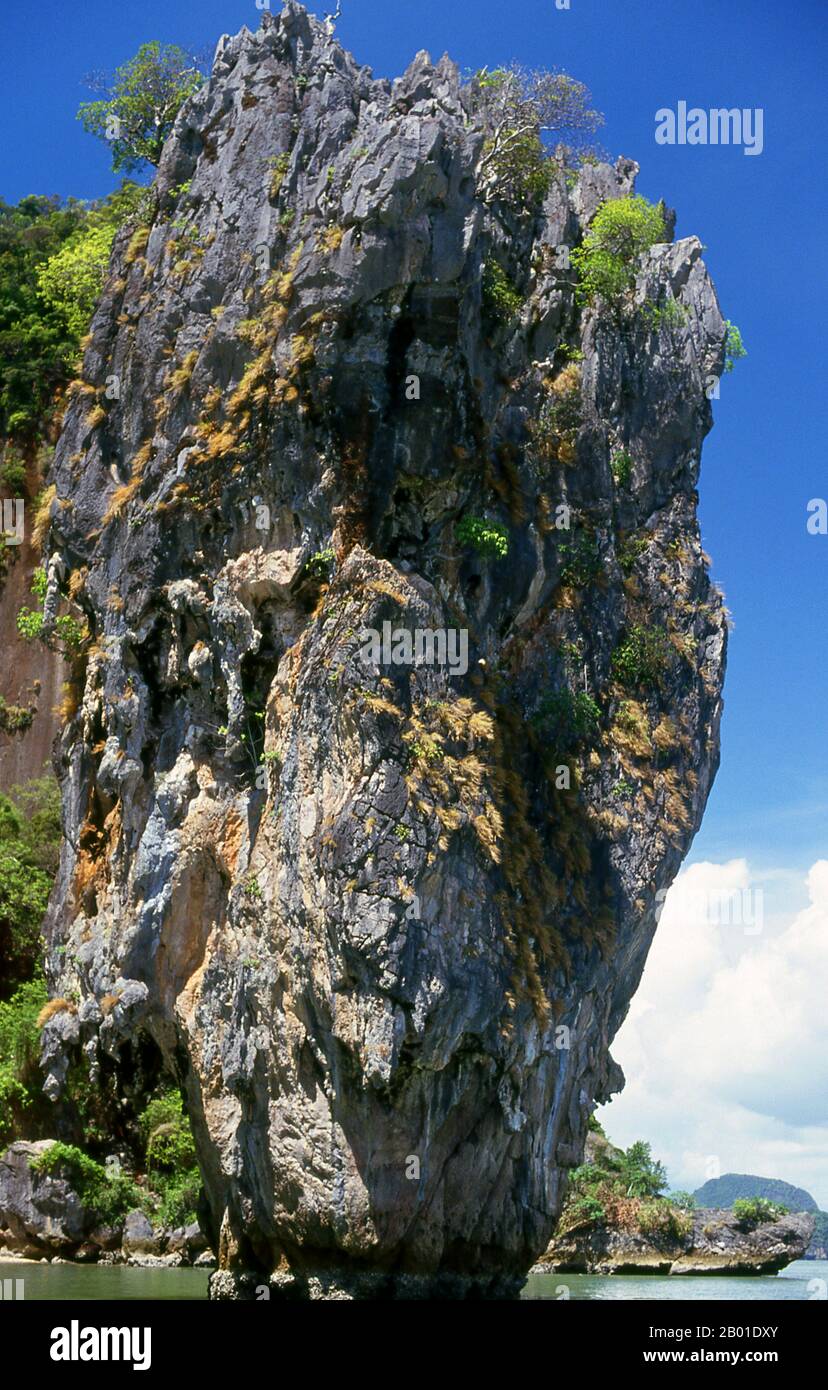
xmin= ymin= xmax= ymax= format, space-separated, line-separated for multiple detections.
xmin=40 ymin=4 xmax=727 ymax=1297
xmin=536 ymin=1209 xmax=815 ymax=1277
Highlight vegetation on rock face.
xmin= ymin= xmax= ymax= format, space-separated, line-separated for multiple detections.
xmin=456 ymin=514 xmax=510 ymax=559
xmin=17 ymin=566 xmax=89 ymax=660
xmin=78 ymin=41 xmax=205 ymax=173
xmin=481 ymin=257 xmax=523 ymax=323
xmin=137 ymin=1090 xmax=200 ymax=1227
xmin=572 ymin=194 xmax=666 ymax=308
xmin=610 ymin=449 xmax=633 ymax=487
xmin=472 ymin=63 xmax=603 ymax=207
xmin=732 ymin=1196 xmax=789 ymax=1227
xmin=528 ymin=364 xmax=582 ymax=468
xmin=612 ymin=624 xmax=671 ymax=689
xmin=532 ymin=687 xmax=601 ymax=752
xmin=0 ymin=778 xmax=61 ymax=999
xmin=0 ymin=979 xmax=49 ymax=1147
xmin=558 ymin=530 xmax=601 ymax=587
xmin=29 ymin=1141 xmax=143 ymax=1226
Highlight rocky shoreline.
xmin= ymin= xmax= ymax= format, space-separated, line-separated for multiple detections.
xmin=0 ymin=1140 xmax=214 ymax=1269
xmin=533 ymin=1208 xmax=815 ymax=1277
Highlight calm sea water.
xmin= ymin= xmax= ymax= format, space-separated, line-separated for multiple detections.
xmin=522 ymin=1259 xmax=828 ymax=1301
xmin=3 ymin=1258 xmax=824 ymax=1301
xmin=0 ymin=1261 xmax=209 ymax=1301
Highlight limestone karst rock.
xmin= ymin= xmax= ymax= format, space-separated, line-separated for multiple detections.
xmin=39 ymin=3 xmax=727 ymax=1297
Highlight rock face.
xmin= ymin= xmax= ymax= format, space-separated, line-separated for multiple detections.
xmin=0 ymin=1141 xmax=91 ymax=1255
xmin=536 ymin=1209 xmax=815 ymax=1277
xmin=39 ymin=5 xmax=727 ymax=1297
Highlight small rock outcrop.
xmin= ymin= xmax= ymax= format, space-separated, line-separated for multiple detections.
xmin=0 ymin=1141 xmax=92 ymax=1256
xmin=38 ymin=5 xmax=728 ymax=1297
xmin=536 ymin=1209 xmax=815 ymax=1277
xmin=0 ymin=1141 xmax=210 ymax=1265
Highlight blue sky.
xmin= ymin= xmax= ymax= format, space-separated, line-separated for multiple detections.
xmin=1 ymin=0 xmax=826 ymax=1197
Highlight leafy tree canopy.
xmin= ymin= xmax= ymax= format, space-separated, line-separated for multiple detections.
xmin=36 ymin=182 xmax=149 ymax=337
xmin=78 ymin=42 xmax=205 ymax=173
xmin=472 ymin=63 xmax=603 ymax=207
xmin=0 ymin=184 xmax=147 ymax=440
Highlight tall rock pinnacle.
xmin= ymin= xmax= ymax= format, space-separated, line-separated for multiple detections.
xmin=40 ymin=3 xmax=727 ymax=1297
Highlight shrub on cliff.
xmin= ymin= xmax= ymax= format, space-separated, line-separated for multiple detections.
xmin=456 ymin=514 xmax=510 ymax=559
xmin=733 ymin=1196 xmax=789 ymax=1227
xmin=572 ymin=195 xmax=666 ymax=309
xmin=481 ymin=258 xmax=523 ymax=323
xmin=138 ymin=1089 xmax=200 ymax=1227
xmin=612 ymin=624 xmax=671 ymax=689
xmin=139 ymin=1090 xmax=197 ymax=1173
xmin=620 ymin=1140 xmax=668 ymax=1198
xmin=532 ymin=688 xmax=601 ymax=752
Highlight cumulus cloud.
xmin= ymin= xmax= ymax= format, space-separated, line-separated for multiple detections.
xmin=601 ymin=860 xmax=828 ymax=1206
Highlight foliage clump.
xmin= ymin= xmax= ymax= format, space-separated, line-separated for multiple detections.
xmin=558 ymin=530 xmax=601 ymax=588
xmin=532 ymin=687 xmax=600 ymax=752
xmin=481 ymin=258 xmax=523 ymax=323
xmin=610 ymin=449 xmax=633 ymax=487
xmin=529 ymin=363 xmax=582 ymax=466
xmin=559 ymin=1134 xmax=693 ymax=1241
xmin=572 ymin=195 xmax=666 ymax=309
xmin=0 ymin=979 xmax=49 ymax=1147
xmin=0 ymin=778 xmax=61 ymax=999
xmin=732 ymin=1196 xmax=788 ymax=1227
xmin=723 ymin=320 xmax=747 ymax=372
xmin=30 ymin=1142 xmax=143 ymax=1226
xmin=612 ymin=624 xmax=671 ymax=689
xmin=456 ymin=514 xmax=510 ymax=559
xmin=303 ymin=548 xmax=335 ymax=581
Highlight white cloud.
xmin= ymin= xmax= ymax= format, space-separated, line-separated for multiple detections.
xmin=601 ymin=860 xmax=828 ymax=1207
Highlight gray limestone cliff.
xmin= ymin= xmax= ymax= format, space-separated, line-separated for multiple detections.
xmin=37 ymin=4 xmax=727 ymax=1298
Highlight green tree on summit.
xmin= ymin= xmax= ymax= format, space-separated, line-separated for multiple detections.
xmin=78 ymin=42 xmax=205 ymax=173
